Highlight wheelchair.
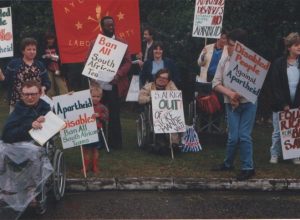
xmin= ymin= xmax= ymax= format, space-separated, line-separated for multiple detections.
xmin=187 ymin=81 xmax=226 ymax=134
xmin=136 ymin=104 xmax=178 ymax=158
xmin=0 ymin=137 xmax=66 ymax=218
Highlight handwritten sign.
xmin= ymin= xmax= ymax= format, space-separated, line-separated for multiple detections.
xmin=279 ymin=109 xmax=300 ymax=160
xmin=126 ymin=75 xmax=140 ymax=102
xmin=192 ymin=0 xmax=225 ymax=38
xmin=224 ymin=41 xmax=270 ymax=103
xmin=82 ymin=34 xmax=127 ymax=82
xmin=151 ymin=90 xmax=186 ymax=134
xmin=0 ymin=7 xmax=13 ymax=58
xmin=52 ymin=90 xmax=99 ymax=149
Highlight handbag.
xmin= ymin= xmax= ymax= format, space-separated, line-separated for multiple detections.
xmin=196 ymin=91 xmax=221 ymax=114
xmin=180 ymin=125 xmax=202 ymax=152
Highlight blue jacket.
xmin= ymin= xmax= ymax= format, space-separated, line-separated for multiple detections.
xmin=3 ymin=58 xmax=51 ymax=103
xmin=2 ymin=99 xmax=50 ymax=143
xmin=140 ymin=57 xmax=181 ymax=87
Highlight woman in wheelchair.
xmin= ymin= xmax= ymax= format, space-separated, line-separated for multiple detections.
xmin=138 ymin=68 xmax=181 ymax=154
xmin=0 ymin=80 xmax=54 ymax=219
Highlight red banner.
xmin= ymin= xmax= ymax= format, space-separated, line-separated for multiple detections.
xmin=52 ymin=0 xmax=141 ymax=63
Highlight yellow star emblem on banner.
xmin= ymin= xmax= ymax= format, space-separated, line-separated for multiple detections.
xmin=75 ymin=21 xmax=83 ymax=30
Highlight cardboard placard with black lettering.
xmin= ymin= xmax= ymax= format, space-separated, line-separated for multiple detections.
xmin=82 ymin=34 xmax=128 ymax=82
xmin=151 ymin=90 xmax=186 ymax=134
xmin=192 ymin=0 xmax=225 ymax=38
xmin=224 ymin=41 xmax=270 ymax=103
xmin=52 ymin=90 xmax=99 ymax=149
xmin=0 ymin=7 xmax=13 ymax=58
xmin=279 ymin=109 xmax=300 ymax=160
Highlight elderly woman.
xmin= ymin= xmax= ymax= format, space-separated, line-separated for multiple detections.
xmin=140 ymin=41 xmax=180 ymax=88
xmin=138 ymin=68 xmax=180 ymax=153
xmin=138 ymin=68 xmax=177 ymax=104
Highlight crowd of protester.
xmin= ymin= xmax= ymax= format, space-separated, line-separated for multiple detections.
xmin=0 ymin=15 xmax=299 ymax=183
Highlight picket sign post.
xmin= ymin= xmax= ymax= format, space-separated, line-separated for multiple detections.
xmin=80 ymin=146 xmax=87 ymax=179
xmin=169 ymin=134 xmax=174 ymax=160
xmin=100 ymin=128 xmax=110 ymax=153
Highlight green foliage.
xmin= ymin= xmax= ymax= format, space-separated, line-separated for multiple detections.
xmin=1 ymin=0 xmax=298 ymax=67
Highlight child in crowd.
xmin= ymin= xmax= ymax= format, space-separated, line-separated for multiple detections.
xmin=42 ymin=32 xmax=68 ymax=97
xmin=269 ymin=32 xmax=300 ymax=164
xmin=82 ymin=85 xmax=109 ymax=174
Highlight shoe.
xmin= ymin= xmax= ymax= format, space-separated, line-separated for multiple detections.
xmin=292 ymin=158 xmax=300 ymax=165
xmin=211 ymin=163 xmax=234 ymax=171
xmin=270 ymin=155 xmax=278 ymax=164
xmin=236 ymin=169 xmax=255 ymax=181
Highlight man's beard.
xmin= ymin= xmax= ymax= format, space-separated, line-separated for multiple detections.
xmin=103 ymin=30 xmax=114 ymax=37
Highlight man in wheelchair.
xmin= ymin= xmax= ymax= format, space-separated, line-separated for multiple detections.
xmin=138 ymin=68 xmax=181 ymax=154
xmin=0 ymin=80 xmax=54 ymax=218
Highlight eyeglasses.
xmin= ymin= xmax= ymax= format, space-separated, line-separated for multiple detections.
xmin=158 ymin=76 xmax=169 ymax=81
xmin=22 ymin=92 xmax=39 ymax=97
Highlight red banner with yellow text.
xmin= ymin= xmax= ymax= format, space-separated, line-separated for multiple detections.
xmin=52 ymin=0 xmax=141 ymax=63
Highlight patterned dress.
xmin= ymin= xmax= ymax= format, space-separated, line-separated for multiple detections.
xmin=10 ymin=62 xmax=42 ymax=105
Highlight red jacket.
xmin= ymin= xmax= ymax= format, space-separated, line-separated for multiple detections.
xmin=114 ymin=37 xmax=132 ymax=98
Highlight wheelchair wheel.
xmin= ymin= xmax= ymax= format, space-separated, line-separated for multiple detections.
xmin=52 ymin=150 xmax=66 ymax=201
xmin=136 ymin=113 xmax=148 ymax=148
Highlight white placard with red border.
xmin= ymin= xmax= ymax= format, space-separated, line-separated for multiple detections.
xmin=151 ymin=90 xmax=186 ymax=134
xmin=279 ymin=109 xmax=300 ymax=160
xmin=82 ymin=34 xmax=127 ymax=82
xmin=52 ymin=90 xmax=99 ymax=149
xmin=224 ymin=41 xmax=270 ymax=103
xmin=0 ymin=7 xmax=13 ymax=58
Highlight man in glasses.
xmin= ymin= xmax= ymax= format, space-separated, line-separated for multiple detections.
xmin=2 ymin=80 xmax=50 ymax=143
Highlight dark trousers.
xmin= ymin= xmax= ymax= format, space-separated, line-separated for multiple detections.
xmin=62 ymin=63 xmax=89 ymax=92
xmin=102 ymin=85 xmax=123 ymax=149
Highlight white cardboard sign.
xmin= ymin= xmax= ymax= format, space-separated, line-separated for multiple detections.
xmin=0 ymin=7 xmax=13 ymax=58
xmin=82 ymin=34 xmax=128 ymax=82
xmin=52 ymin=90 xmax=99 ymax=149
xmin=151 ymin=90 xmax=186 ymax=134
xmin=224 ymin=42 xmax=270 ymax=103
xmin=192 ymin=0 xmax=225 ymax=38
xmin=279 ymin=109 xmax=300 ymax=160
xmin=126 ymin=75 xmax=140 ymax=102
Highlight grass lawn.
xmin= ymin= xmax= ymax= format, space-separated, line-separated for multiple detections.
xmin=0 ymin=90 xmax=299 ymax=180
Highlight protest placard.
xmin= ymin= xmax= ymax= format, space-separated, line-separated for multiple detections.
xmin=0 ymin=7 xmax=13 ymax=58
xmin=279 ymin=108 xmax=300 ymax=160
xmin=224 ymin=41 xmax=270 ymax=103
xmin=151 ymin=90 xmax=186 ymax=134
xmin=126 ymin=75 xmax=140 ymax=102
xmin=192 ymin=0 xmax=225 ymax=38
xmin=52 ymin=90 xmax=99 ymax=149
xmin=29 ymin=111 xmax=66 ymax=146
xmin=82 ymin=34 xmax=128 ymax=82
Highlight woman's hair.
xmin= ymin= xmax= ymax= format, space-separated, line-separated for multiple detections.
xmin=155 ymin=68 xmax=171 ymax=81
xmin=21 ymin=80 xmax=42 ymax=92
xmin=284 ymin=32 xmax=300 ymax=49
xmin=152 ymin=41 xmax=164 ymax=50
xmin=20 ymin=37 xmax=37 ymax=51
